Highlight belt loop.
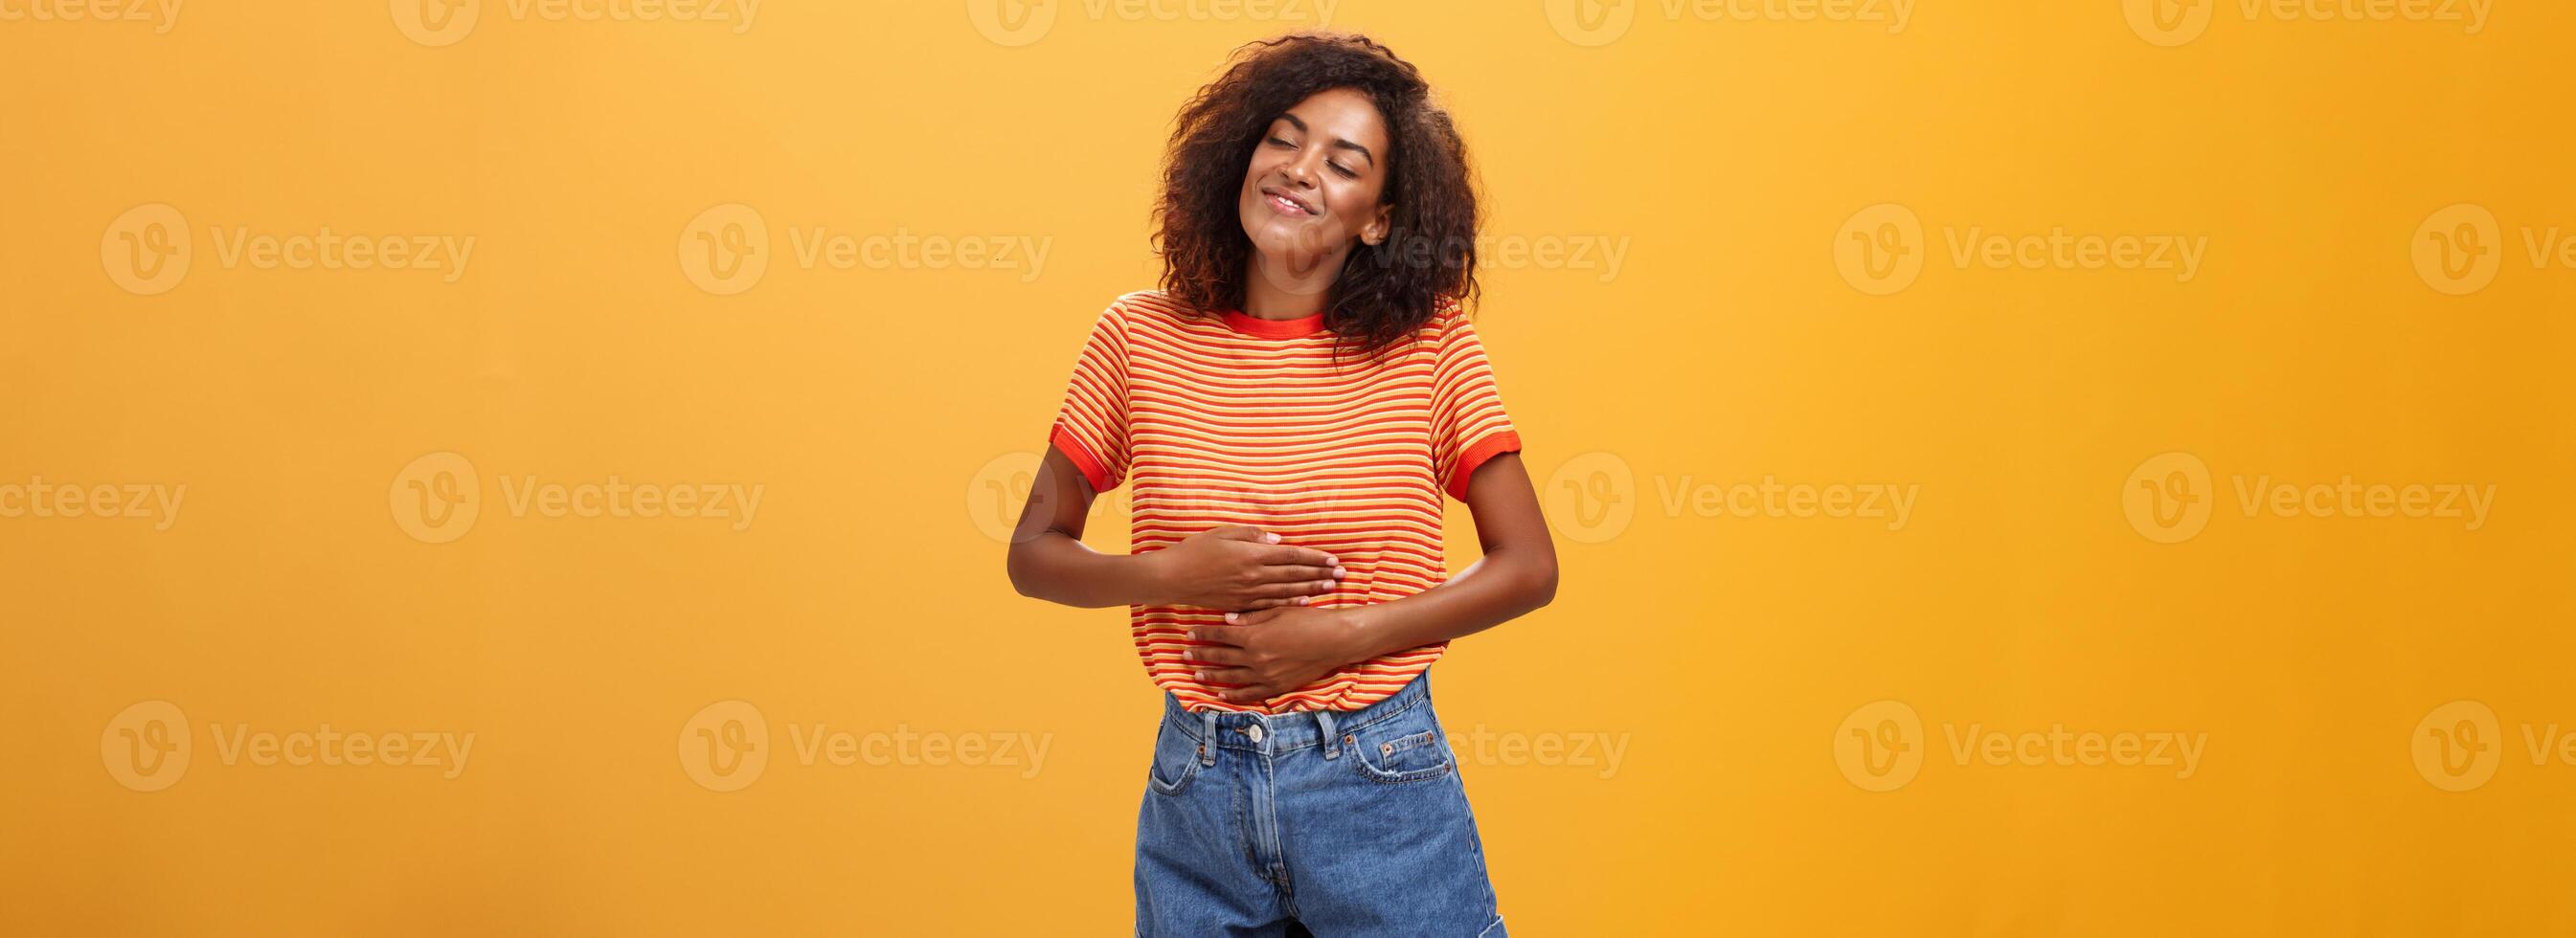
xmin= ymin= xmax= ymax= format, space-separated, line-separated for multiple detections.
xmin=1317 ymin=709 xmax=1340 ymax=760
xmin=1199 ymin=710 xmax=1218 ymax=766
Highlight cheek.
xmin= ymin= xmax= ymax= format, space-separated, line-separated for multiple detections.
xmin=1335 ymin=189 xmax=1381 ymax=232
xmin=1242 ymin=152 xmax=1287 ymax=191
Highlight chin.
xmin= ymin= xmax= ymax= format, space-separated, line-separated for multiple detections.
xmin=1241 ymin=213 xmax=1305 ymax=256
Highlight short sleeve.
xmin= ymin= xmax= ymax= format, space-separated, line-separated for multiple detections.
xmin=1048 ymin=302 xmax=1132 ymax=493
xmin=1428 ymin=309 xmax=1523 ymax=502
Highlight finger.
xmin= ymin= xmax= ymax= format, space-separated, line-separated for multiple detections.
xmin=1191 ymin=666 xmax=1254 ymax=685
xmin=1187 ymin=624 xmax=1254 ymax=643
xmin=1246 ymin=581 xmax=1327 ymax=600
xmin=1268 ymin=579 xmax=1339 ymax=597
xmin=1218 ymin=684 xmax=1274 ymax=704
xmin=1188 ymin=645 xmax=1247 ymax=667
xmin=1217 ymin=525 xmax=1280 ymax=544
xmin=1258 ymin=544 xmax=1339 ymax=567
xmin=1222 ymin=610 xmax=1284 ymax=626
xmin=1261 ymin=564 xmax=1344 ymax=583
xmin=1239 ymin=595 xmax=1314 ymax=610
xmin=1186 ymin=624 xmax=1246 ymax=647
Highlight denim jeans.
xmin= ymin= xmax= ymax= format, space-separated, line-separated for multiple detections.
xmin=1135 ymin=673 xmax=1506 ymax=936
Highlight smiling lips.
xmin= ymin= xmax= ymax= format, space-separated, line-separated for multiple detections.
xmin=1261 ymin=186 xmax=1316 ymax=216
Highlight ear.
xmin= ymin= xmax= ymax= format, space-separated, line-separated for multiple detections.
xmin=1360 ymin=203 xmax=1392 ymax=246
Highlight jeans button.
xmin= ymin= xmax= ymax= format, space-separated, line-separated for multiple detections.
xmin=1246 ymin=724 xmax=1265 ymax=744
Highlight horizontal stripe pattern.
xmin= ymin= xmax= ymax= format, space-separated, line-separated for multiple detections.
xmin=1049 ymin=290 xmax=1522 ymax=714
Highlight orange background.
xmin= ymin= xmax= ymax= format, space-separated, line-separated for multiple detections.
xmin=4 ymin=1 xmax=2572 ymax=934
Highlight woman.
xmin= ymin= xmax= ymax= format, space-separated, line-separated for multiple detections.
xmin=1006 ymin=31 xmax=1557 ymax=936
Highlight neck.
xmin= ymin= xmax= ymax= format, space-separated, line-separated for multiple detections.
xmin=1242 ymin=248 xmax=1346 ymax=320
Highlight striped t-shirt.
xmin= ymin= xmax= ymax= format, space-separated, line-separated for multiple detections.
xmin=1049 ymin=290 xmax=1523 ymax=714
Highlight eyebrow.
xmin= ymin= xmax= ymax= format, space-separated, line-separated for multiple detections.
xmin=1277 ymin=113 xmax=1375 ymax=168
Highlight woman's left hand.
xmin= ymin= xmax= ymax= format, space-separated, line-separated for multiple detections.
xmin=1186 ymin=606 xmax=1377 ymax=704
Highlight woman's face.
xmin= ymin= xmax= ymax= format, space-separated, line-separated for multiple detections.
xmin=1238 ymin=87 xmax=1392 ymax=274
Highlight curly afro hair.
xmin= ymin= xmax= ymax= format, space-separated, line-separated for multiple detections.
xmin=1151 ymin=31 xmax=1481 ymax=358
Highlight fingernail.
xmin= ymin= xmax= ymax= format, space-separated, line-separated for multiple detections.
xmin=1295 ymin=596 xmax=1308 ymax=605
xmin=1332 ymin=568 xmax=1347 ymax=578
xmin=1325 ymin=555 xmax=1340 ymax=566
xmin=1224 ymin=613 xmax=1238 ymax=623
xmin=1264 ymin=533 xmax=1280 ymax=544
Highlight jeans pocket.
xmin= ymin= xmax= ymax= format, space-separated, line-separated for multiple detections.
xmin=1146 ymin=720 xmax=1202 ymax=795
xmin=1348 ymin=717 xmax=1456 ymax=784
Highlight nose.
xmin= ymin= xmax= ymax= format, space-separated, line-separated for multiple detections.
xmin=1279 ymin=151 xmax=1319 ymax=189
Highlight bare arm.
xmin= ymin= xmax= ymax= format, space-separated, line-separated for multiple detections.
xmin=1004 ymin=445 xmax=1156 ymax=608
xmin=1340 ymin=451 xmax=1559 ymax=657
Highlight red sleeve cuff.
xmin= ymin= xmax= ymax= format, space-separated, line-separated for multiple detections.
xmin=1049 ymin=424 xmax=1114 ymax=494
xmin=1445 ymin=431 xmax=1523 ymax=502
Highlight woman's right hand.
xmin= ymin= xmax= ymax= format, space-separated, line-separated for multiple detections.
xmin=1145 ymin=525 xmax=1344 ymax=611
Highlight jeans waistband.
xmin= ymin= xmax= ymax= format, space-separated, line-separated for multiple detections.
xmin=1163 ymin=673 xmax=1435 ymax=757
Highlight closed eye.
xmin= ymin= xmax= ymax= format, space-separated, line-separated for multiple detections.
xmin=1269 ymin=132 xmax=1360 ymax=178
